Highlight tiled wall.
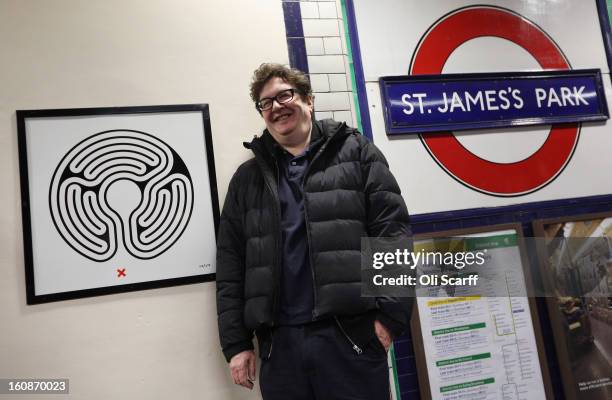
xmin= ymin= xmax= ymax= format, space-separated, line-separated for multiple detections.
xmin=282 ymin=3 xmax=418 ymax=399
xmin=281 ymin=2 xmax=420 ymax=399
xmin=282 ymin=0 xmax=358 ymax=126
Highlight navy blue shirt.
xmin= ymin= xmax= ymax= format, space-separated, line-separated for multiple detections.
xmin=277 ymin=127 xmax=324 ymax=325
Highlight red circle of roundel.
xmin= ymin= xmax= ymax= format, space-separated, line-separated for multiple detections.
xmin=410 ymin=6 xmax=579 ymax=196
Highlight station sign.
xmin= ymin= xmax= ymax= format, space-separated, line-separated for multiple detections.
xmin=380 ymin=69 xmax=609 ymax=135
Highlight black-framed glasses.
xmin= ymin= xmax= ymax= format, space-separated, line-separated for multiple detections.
xmin=256 ymin=89 xmax=296 ymax=112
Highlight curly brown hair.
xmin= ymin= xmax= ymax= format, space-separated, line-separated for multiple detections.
xmin=249 ymin=63 xmax=312 ymax=104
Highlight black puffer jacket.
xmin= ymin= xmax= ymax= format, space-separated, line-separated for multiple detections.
xmin=216 ymin=119 xmax=412 ymax=362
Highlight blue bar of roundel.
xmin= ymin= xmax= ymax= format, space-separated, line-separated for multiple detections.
xmin=380 ymin=69 xmax=609 ymax=135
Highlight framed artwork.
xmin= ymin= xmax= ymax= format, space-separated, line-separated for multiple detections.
xmin=409 ymin=224 xmax=552 ymax=400
xmin=533 ymin=213 xmax=612 ymax=400
xmin=17 ymin=104 xmax=220 ymax=304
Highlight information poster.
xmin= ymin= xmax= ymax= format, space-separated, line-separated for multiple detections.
xmin=413 ymin=228 xmax=549 ymax=399
xmin=534 ymin=214 xmax=612 ymax=400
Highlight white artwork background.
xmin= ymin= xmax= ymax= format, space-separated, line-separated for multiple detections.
xmin=25 ymin=111 xmax=217 ymax=296
xmin=351 ymin=0 xmax=612 ymax=214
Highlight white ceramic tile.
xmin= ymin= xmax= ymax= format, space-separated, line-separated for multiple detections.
xmin=314 ymin=91 xmax=351 ymax=111
xmin=348 ymin=86 xmax=358 ymax=129
xmin=333 ymin=110 xmax=353 ymax=123
xmin=299 ymin=2 xmax=319 ymax=19
xmin=315 ymin=111 xmax=333 ymax=120
xmin=338 ymin=18 xmax=346 ymax=42
xmin=302 ymin=19 xmax=340 ymax=37
xmin=318 ymin=2 xmax=337 ymax=19
xmin=323 ymin=37 xmax=342 ymax=54
xmin=309 ymin=74 xmax=330 ymax=92
xmin=340 ymin=28 xmax=348 ymax=54
xmin=307 ymin=55 xmax=346 ymax=73
xmin=342 ymin=55 xmax=353 ymax=84
xmin=345 ymin=73 xmax=353 ymax=91
xmin=328 ymin=73 xmax=348 ymax=91
xmin=305 ymin=37 xmax=324 ymax=55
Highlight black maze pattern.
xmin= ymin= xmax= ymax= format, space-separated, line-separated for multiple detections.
xmin=49 ymin=130 xmax=194 ymax=261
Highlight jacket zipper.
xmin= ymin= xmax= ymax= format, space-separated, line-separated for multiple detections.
xmin=257 ymin=159 xmax=281 ymax=318
xmin=301 ymin=122 xmax=349 ymax=320
xmin=334 ymin=316 xmax=363 ymax=355
xmin=302 ymin=138 xmax=329 ymax=320
xmin=251 ymin=144 xmax=282 ymax=359
xmin=269 ymin=160 xmax=281 ymax=359
xmin=271 ymin=159 xmax=281 ymax=322
xmin=267 ymin=330 xmax=274 ymax=359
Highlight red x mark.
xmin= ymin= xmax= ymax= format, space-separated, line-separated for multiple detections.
xmin=117 ymin=268 xmax=126 ymax=278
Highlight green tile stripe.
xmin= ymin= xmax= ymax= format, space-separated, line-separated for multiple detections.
xmin=440 ymin=378 xmax=495 ymax=393
xmin=389 ymin=343 xmax=401 ymax=400
xmin=465 ymin=234 xmax=517 ymax=250
xmin=340 ymin=0 xmax=363 ymax=133
xmin=436 ymin=352 xmax=491 ymax=367
xmin=432 ymin=322 xmax=486 ymax=336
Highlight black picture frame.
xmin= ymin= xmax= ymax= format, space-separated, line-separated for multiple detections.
xmin=17 ymin=104 xmax=220 ymax=304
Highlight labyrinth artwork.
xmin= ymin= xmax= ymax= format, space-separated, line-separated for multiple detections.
xmin=18 ymin=105 xmax=219 ymax=304
xmin=49 ymin=130 xmax=194 ymax=262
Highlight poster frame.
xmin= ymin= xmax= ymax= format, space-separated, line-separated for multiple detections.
xmin=17 ymin=104 xmax=220 ymax=305
xmin=410 ymin=223 xmax=553 ymax=399
xmin=532 ymin=211 xmax=612 ymax=400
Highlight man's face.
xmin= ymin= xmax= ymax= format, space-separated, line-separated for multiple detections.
xmin=259 ymin=77 xmax=313 ymax=141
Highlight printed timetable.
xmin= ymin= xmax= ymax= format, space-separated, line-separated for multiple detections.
xmin=413 ymin=230 xmax=548 ymax=400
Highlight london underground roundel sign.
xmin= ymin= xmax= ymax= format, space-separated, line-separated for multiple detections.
xmin=409 ymin=6 xmax=579 ymax=196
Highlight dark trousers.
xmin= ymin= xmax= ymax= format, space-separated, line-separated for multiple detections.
xmin=259 ymin=320 xmax=390 ymax=400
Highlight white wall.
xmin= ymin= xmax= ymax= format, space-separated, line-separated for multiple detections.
xmin=0 ymin=1 xmax=289 ymax=398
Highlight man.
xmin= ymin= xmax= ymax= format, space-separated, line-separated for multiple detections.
xmin=216 ymin=63 xmax=412 ymax=399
